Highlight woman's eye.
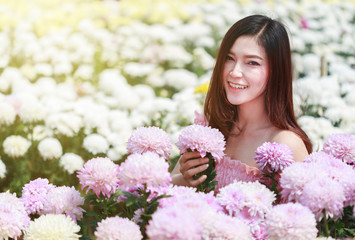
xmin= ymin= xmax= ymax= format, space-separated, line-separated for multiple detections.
xmin=248 ymin=61 xmax=260 ymax=66
xmin=226 ymin=56 xmax=234 ymax=61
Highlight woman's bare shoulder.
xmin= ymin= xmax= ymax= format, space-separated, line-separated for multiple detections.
xmin=271 ymin=130 xmax=309 ymax=162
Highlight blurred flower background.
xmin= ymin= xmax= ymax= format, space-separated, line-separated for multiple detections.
xmin=0 ymin=0 xmax=354 ymax=239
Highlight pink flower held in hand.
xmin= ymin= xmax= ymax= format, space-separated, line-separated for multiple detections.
xmin=254 ymin=142 xmax=294 ymax=173
xmin=77 ymin=157 xmax=119 ymax=198
xmin=322 ymin=133 xmax=355 ymax=164
xmin=127 ymin=126 xmax=172 ymax=160
xmin=176 ymin=124 xmax=225 ymax=163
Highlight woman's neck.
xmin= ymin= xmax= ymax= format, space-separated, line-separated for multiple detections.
xmin=234 ymin=100 xmax=272 ymax=134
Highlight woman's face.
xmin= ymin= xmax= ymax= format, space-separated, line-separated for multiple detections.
xmin=223 ymin=35 xmax=269 ymax=106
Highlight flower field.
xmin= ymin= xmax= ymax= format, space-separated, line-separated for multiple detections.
xmin=0 ymin=0 xmax=354 ymax=239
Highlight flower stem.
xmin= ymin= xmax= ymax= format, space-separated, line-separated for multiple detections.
xmin=323 ymin=209 xmax=330 ymax=237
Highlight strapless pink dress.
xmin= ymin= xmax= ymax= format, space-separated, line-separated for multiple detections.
xmin=215 ymin=156 xmax=264 ymax=193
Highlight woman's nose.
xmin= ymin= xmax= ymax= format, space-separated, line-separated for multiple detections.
xmin=229 ymin=64 xmax=243 ymax=78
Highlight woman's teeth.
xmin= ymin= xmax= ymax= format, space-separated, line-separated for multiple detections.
xmin=229 ymin=82 xmax=247 ymax=89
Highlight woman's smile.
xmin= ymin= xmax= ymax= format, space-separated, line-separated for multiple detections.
xmin=228 ymin=82 xmax=248 ymax=90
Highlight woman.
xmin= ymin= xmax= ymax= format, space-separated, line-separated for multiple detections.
xmin=171 ymin=15 xmax=312 ymax=190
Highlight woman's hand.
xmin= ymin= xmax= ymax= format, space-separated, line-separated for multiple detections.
xmin=178 ymin=151 xmax=210 ymax=187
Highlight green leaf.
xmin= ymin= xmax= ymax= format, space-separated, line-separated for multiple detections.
xmin=85 ymin=194 xmax=98 ymax=202
xmin=79 ymin=236 xmax=92 ymax=240
xmin=86 ymin=211 xmax=100 ymax=217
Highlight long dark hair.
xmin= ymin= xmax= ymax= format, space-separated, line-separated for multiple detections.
xmin=204 ymin=14 xmax=312 ymax=153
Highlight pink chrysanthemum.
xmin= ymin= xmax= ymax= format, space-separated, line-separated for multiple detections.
xmin=265 ymin=203 xmax=317 ymax=240
xmin=146 ymin=185 xmax=219 ymax=239
xmin=280 ymin=162 xmax=325 ymax=202
xmin=156 ymin=185 xmax=223 ymax=213
xmin=216 ymin=182 xmax=245 ymax=216
xmin=217 ymin=181 xmax=275 ymax=220
xmin=77 ymin=157 xmax=120 ymax=198
xmin=146 ymin=205 xmax=203 ymax=240
xmin=20 ymin=178 xmax=55 ymax=215
xmin=208 ymin=213 xmax=252 ymax=240
xmin=322 ymin=133 xmax=355 ymax=164
xmin=193 ymin=111 xmax=209 ymax=126
xmin=251 ymin=224 xmax=268 ymax=240
xmin=304 ymin=151 xmax=338 ymax=163
xmin=95 ymin=216 xmax=142 ymax=240
xmin=299 ymin=176 xmax=345 ymax=221
xmin=0 ymin=191 xmax=30 ymax=240
xmin=254 ymin=142 xmax=294 ymax=173
xmin=118 ymin=152 xmax=171 ymax=189
xmin=176 ymin=124 xmax=225 ymax=163
xmin=316 ymin=157 xmax=355 ymax=207
xmin=156 ymin=185 xmax=198 ymax=207
xmin=127 ymin=126 xmax=172 ymax=160
xmin=41 ymin=186 xmax=85 ymax=222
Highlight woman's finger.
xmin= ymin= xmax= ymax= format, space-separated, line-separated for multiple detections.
xmin=180 ymin=157 xmax=209 ymax=173
xmin=188 ymin=175 xmax=207 ymax=187
xmin=182 ymin=163 xmax=209 ymax=179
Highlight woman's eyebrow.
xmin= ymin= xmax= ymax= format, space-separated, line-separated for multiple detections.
xmin=244 ymin=54 xmax=264 ymax=60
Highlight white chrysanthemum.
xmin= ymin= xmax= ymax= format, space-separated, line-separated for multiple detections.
xmin=297 ymin=116 xmax=341 ymax=150
xmin=53 ymin=61 xmax=73 ymax=76
xmin=107 ymin=145 xmax=127 ymax=161
xmin=123 ymin=62 xmax=156 ymax=77
xmin=115 ymin=86 xmax=141 ymax=110
xmin=0 ymin=76 xmax=10 ymax=92
xmin=0 ymin=158 xmax=6 ymax=178
xmin=108 ymin=110 xmax=133 ymax=133
xmin=132 ymin=84 xmax=155 ymax=102
xmin=34 ymin=63 xmax=52 ymax=76
xmin=82 ymin=107 xmax=110 ymax=132
xmin=74 ymin=64 xmax=94 ymax=80
xmin=83 ymin=133 xmax=109 ymax=155
xmin=60 ymin=153 xmax=84 ymax=174
xmin=24 ymin=214 xmax=81 ymax=240
xmin=19 ymin=100 xmax=45 ymax=123
xmin=32 ymin=125 xmax=52 ymax=141
xmin=163 ymin=69 xmax=198 ymax=90
xmin=45 ymin=112 xmax=83 ymax=137
xmin=0 ymin=101 xmax=16 ymax=125
xmin=38 ymin=137 xmax=63 ymax=160
xmin=3 ymin=135 xmax=31 ymax=158
xmin=301 ymin=53 xmax=321 ymax=74
xmin=98 ymin=69 xmax=127 ymax=96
